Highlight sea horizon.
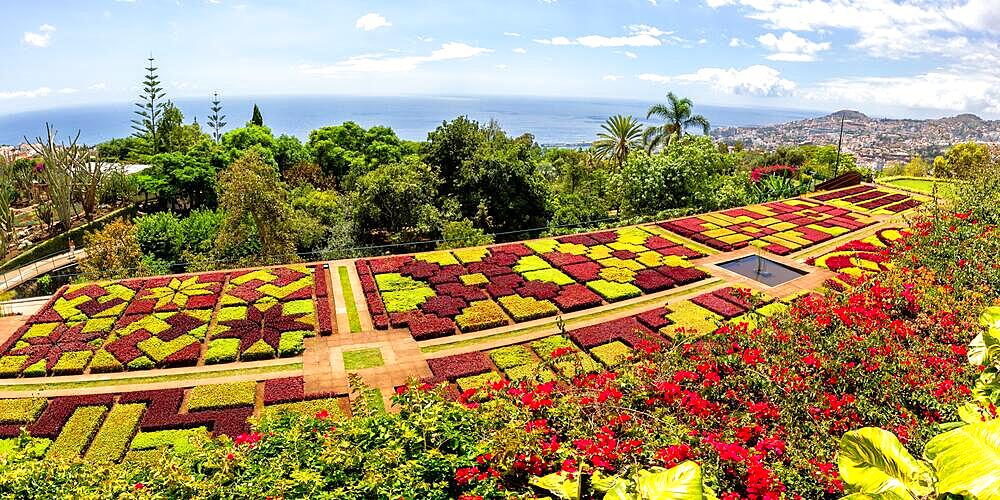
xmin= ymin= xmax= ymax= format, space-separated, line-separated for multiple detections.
xmin=0 ymin=94 xmax=826 ymax=147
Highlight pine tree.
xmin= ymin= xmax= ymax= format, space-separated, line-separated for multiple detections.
xmin=131 ymin=57 xmax=167 ymax=153
xmin=207 ymin=92 xmax=226 ymax=142
xmin=250 ymin=104 xmax=264 ymax=127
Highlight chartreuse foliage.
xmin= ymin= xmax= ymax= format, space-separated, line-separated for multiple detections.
xmin=186 ymin=381 xmax=256 ymax=411
xmin=530 ymin=460 xmax=715 ymax=500
xmin=837 ymin=427 xmax=934 ymax=498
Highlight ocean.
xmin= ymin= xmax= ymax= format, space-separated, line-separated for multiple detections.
xmin=0 ymin=95 xmax=821 ymax=147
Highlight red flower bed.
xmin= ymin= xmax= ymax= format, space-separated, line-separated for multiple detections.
xmin=515 ymin=280 xmax=561 ymax=301
xmin=568 ymin=316 xmax=658 ymax=349
xmin=28 ymin=395 xmax=115 ymax=438
xmin=553 ymin=284 xmax=603 ymax=312
xmin=263 ymin=377 xmax=305 ymax=404
xmin=633 ymin=269 xmax=676 ymax=293
xmin=427 ymin=352 xmax=494 ymax=380
xmin=409 ymin=314 xmax=458 ymax=341
xmin=635 ymin=307 xmax=672 ymax=330
xmin=420 ymin=295 xmax=468 ymax=318
xmin=691 ymin=292 xmax=747 ymax=319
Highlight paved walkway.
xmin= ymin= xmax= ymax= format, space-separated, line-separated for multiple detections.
xmin=0 ymin=249 xmax=84 ymax=292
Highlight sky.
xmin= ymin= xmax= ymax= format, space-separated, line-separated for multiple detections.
xmin=3 ymin=0 xmax=1000 ymax=118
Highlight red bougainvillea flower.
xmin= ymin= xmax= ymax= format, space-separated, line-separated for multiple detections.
xmin=315 ymin=409 xmax=330 ymax=420
xmin=134 ymin=483 xmax=145 ymax=490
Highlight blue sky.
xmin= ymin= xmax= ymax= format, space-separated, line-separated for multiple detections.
xmin=3 ymin=0 xmax=1000 ymax=118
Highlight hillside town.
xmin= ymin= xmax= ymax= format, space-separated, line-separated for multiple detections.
xmin=712 ymin=110 xmax=1000 ymax=169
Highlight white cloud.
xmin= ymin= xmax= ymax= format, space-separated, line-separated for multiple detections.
xmin=534 ymin=24 xmax=672 ymax=48
xmin=808 ymin=70 xmax=1000 ymax=113
xmin=56 ymin=88 xmax=78 ymax=95
xmin=639 ymin=64 xmax=797 ymax=97
xmin=0 ymin=87 xmax=52 ymax=99
xmin=534 ymin=36 xmax=575 ymax=45
xmin=300 ymin=42 xmax=492 ymax=76
xmin=757 ymin=31 xmax=830 ymax=62
xmin=417 ymin=36 xmax=434 ymax=42
xmin=624 ymin=51 xmax=638 ymax=59
xmin=504 ymin=32 xmax=521 ymax=37
xmin=88 ymin=83 xmax=107 ymax=91
xmin=729 ymin=37 xmax=748 ymax=47
xmin=23 ymin=24 xmax=55 ymax=47
xmin=355 ymin=12 xmax=390 ymax=31
xmin=603 ymin=74 xmax=622 ymax=81
xmin=495 ymin=64 xmax=508 ymax=70
xmin=512 ymin=47 xmax=527 ymax=54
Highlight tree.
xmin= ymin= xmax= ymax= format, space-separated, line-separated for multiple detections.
xmin=131 ymin=57 xmax=167 ymax=154
xmin=934 ymin=142 xmax=990 ymax=179
xmin=592 ymin=115 xmax=643 ymax=170
xmin=135 ymin=212 xmax=182 ymax=262
xmin=216 ymin=149 xmax=297 ymax=264
xmin=26 ymin=124 xmax=87 ymax=231
xmin=74 ymin=149 xmax=115 ymax=221
xmin=207 ymin=93 xmax=226 ymax=142
xmin=645 ymin=92 xmax=710 ymax=150
xmin=436 ymin=219 xmax=494 ymax=250
xmin=250 ymin=104 xmax=264 ymax=127
xmin=273 ymin=134 xmax=309 ymax=172
xmin=611 ymin=136 xmax=725 ymax=216
xmin=353 ymin=156 xmax=440 ymax=241
xmin=156 ymin=102 xmax=206 ymax=153
xmin=0 ymin=152 xmax=16 ymax=257
xmin=306 ymin=122 xmax=404 ymax=183
xmin=79 ymin=219 xmax=145 ymax=280
xmin=423 ymin=116 xmax=485 ymax=195
xmin=140 ymin=151 xmax=216 ymax=208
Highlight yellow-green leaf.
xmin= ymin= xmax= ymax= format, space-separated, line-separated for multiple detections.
xmin=923 ymin=418 xmax=1000 ymax=498
xmin=837 ymin=427 xmax=934 ymax=498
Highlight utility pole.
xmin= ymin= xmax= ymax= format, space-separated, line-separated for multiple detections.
xmin=834 ymin=113 xmax=845 ymax=177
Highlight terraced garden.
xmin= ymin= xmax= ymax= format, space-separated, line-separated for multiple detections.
xmin=0 ymin=183 xmax=930 ymax=471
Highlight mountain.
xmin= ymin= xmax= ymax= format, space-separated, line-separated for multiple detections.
xmin=711 ymin=110 xmax=1000 ymax=167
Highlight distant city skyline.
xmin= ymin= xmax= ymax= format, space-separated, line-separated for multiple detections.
xmin=3 ymin=1 xmax=1000 ymax=119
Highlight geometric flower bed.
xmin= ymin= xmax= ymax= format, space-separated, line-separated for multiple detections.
xmin=806 ymin=184 xmax=924 ymax=214
xmin=659 ymin=198 xmax=876 ymax=255
xmin=807 ymin=227 xmax=908 ymax=290
xmin=357 ymin=225 xmax=712 ymax=341
xmin=0 ymin=264 xmax=333 ymax=378
xmin=422 ymin=286 xmax=792 ymax=393
xmin=0 ymin=376 xmax=345 ymax=463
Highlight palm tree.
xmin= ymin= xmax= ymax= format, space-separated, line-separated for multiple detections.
xmin=593 ymin=114 xmax=644 ymax=170
xmin=645 ymin=92 xmax=710 ymax=151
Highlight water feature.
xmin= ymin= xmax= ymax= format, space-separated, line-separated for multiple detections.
xmin=718 ymin=254 xmax=807 ymax=287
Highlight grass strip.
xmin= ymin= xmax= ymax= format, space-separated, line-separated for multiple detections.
xmin=0 ymin=362 xmax=302 ymax=393
xmin=338 ymin=266 xmax=362 ymax=333
xmin=422 ymin=279 xmax=721 ymax=354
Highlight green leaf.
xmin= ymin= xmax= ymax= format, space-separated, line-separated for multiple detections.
xmin=978 ymin=307 xmax=1000 ymax=329
xmin=837 ymin=427 xmax=934 ymax=498
xmin=958 ymin=402 xmax=996 ymax=425
xmin=603 ymin=461 xmax=713 ymax=500
xmin=530 ymin=471 xmax=581 ymax=500
xmin=968 ymin=329 xmax=1000 ymax=367
xmin=923 ymin=418 xmax=1000 ymax=498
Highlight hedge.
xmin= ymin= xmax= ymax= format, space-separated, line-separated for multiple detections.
xmin=47 ymin=405 xmax=108 ymax=461
xmin=84 ymin=403 xmax=144 ymax=463
xmin=586 ymin=280 xmax=642 ymax=302
xmin=590 ymin=341 xmax=632 ymax=367
xmin=488 ymin=345 xmax=534 ymax=370
xmin=51 ymin=350 xmax=93 ymax=376
xmin=0 ymin=398 xmax=48 ymax=424
xmin=277 ymin=331 xmax=306 ymax=357
xmin=260 ymin=398 xmax=344 ymax=421
xmin=241 ymin=339 xmax=277 ymax=361
xmin=498 ymin=295 xmax=558 ymax=322
xmin=129 ymin=426 xmax=210 ymax=456
xmin=204 ymin=338 xmax=240 ymax=364
xmin=0 ymin=204 xmax=139 ymax=275
xmin=186 ymin=381 xmax=257 ymax=412
xmin=455 ymin=300 xmax=508 ymax=332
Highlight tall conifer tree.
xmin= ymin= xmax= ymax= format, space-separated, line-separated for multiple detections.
xmin=250 ymin=104 xmax=264 ymax=127
xmin=207 ymin=92 xmax=227 ymax=142
xmin=131 ymin=56 xmax=167 ymax=153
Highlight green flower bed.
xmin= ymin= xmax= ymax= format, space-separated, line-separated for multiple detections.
xmin=128 ymin=427 xmax=210 ymax=457
xmin=84 ymin=403 xmax=144 ymax=464
xmin=488 ymin=345 xmax=534 ymax=369
xmin=204 ymin=338 xmax=240 ymax=364
xmin=498 ymin=295 xmax=559 ymax=322
xmin=590 ymin=341 xmax=632 ymax=367
xmin=261 ymin=398 xmax=343 ymax=421
xmin=338 ymin=267 xmax=362 ymax=333
xmin=47 ymin=406 xmax=108 ymax=461
xmin=277 ymin=331 xmax=306 ymax=357
xmin=186 ymin=381 xmax=257 ymax=411
xmin=520 ymin=268 xmax=574 ymax=286
xmin=586 ymin=279 xmax=642 ymax=301
xmin=0 ymin=398 xmax=48 ymax=424
xmin=455 ymin=300 xmax=508 ymax=332
xmin=375 ymin=273 xmax=436 ymax=313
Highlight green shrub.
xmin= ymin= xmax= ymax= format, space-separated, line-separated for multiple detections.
xmin=521 ymin=268 xmax=574 ymax=286
xmin=129 ymin=427 xmax=210 ymax=456
xmin=586 ymin=279 xmax=641 ymax=301
xmin=51 ymin=351 xmax=93 ymax=376
xmin=554 ymin=353 xmax=602 ymax=378
xmin=590 ymin=341 xmax=632 ymax=367
xmin=84 ymin=403 xmax=144 ymax=463
xmin=216 ymin=306 xmax=247 ymax=322
xmin=241 ymin=339 xmax=276 ymax=361
xmin=47 ymin=406 xmax=108 ymax=461
xmin=343 ymin=348 xmax=384 ymax=370
xmin=504 ymin=363 xmax=556 ymax=383
xmin=338 ymin=266 xmax=362 ymax=333
xmin=281 ymin=299 xmax=314 ymax=316
xmin=22 ymin=359 xmax=47 ymax=377
xmin=0 ymin=437 xmax=50 ymax=458
xmin=456 ymin=372 xmax=503 ymax=392
xmin=88 ymin=350 xmax=124 ymax=373
xmin=126 ymin=356 xmax=155 ymax=371
xmin=0 ymin=398 xmax=48 ymax=424
xmin=261 ymin=398 xmax=344 ymax=421
xmin=277 ymin=331 xmax=306 ymax=357
xmin=513 ymin=255 xmax=551 ymax=273
xmin=530 ymin=335 xmax=576 ymax=359
xmin=187 ymin=381 xmax=257 ymax=411
xmin=488 ymin=345 xmax=533 ymax=369
xmin=455 ymin=300 xmax=508 ymax=332
xmin=0 ymin=356 xmax=27 ymax=377
xmin=497 ymin=295 xmax=559 ymax=322
xmin=204 ymin=338 xmax=240 ymax=364
xmin=351 ymin=387 xmax=386 ymax=415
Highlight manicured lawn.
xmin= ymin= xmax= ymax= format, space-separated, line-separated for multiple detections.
xmin=343 ymin=348 xmax=384 ymax=370
xmin=338 ymin=266 xmax=362 ymax=333
xmin=880 ymin=177 xmax=957 ymax=197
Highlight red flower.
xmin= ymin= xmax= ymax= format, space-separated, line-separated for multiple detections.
xmin=134 ymin=482 xmax=145 ymax=490
xmin=315 ymin=409 xmax=330 ymax=420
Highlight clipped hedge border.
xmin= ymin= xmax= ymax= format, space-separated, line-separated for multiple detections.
xmin=84 ymin=403 xmax=145 ymax=463
xmin=186 ymin=381 xmax=257 ymax=412
xmin=46 ymin=405 xmax=108 ymax=461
